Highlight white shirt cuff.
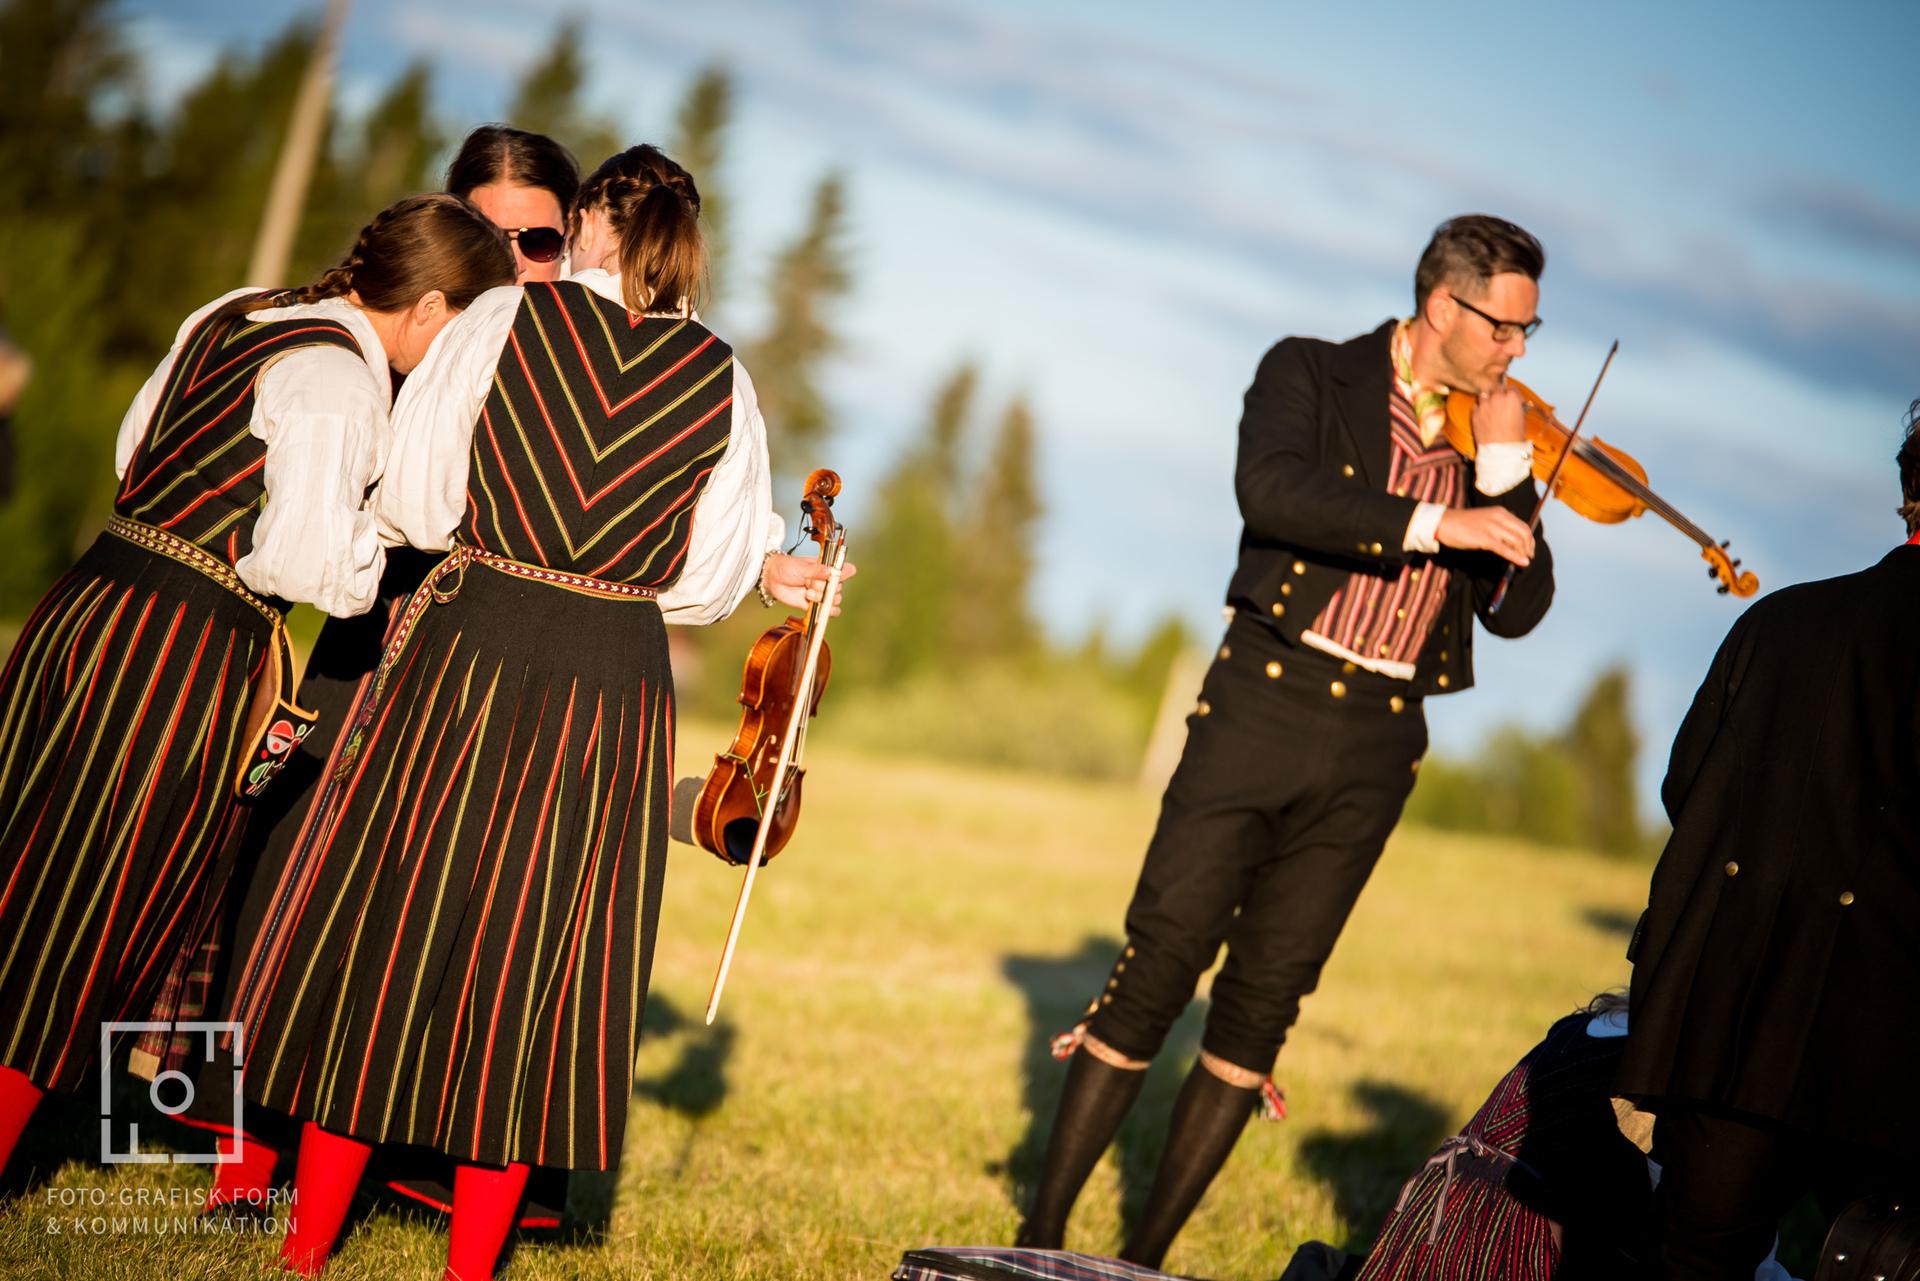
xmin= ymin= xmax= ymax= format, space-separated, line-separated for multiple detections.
xmin=1475 ymin=441 xmax=1533 ymax=495
xmin=1403 ymin=502 xmax=1445 ymax=554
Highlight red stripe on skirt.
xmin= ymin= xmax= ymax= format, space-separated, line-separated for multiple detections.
xmin=471 ymin=685 xmax=576 ymax=1155
xmin=106 ymin=618 xmax=219 ymax=985
xmin=540 ymin=694 xmax=617 ymax=1156
xmin=346 ymin=665 xmax=491 ymax=1132
xmin=44 ymin=598 xmax=179 ymax=1077
xmin=434 ymin=683 xmax=534 ymax=1136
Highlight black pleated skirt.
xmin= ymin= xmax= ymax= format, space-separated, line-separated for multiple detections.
xmin=235 ymin=557 xmax=673 ymax=1170
xmin=0 ymin=532 xmax=270 ymax=1090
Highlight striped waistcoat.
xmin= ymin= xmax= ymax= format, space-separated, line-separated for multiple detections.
xmin=1307 ymin=382 xmax=1467 ymax=668
xmin=116 ymin=299 xmax=363 ymax=569
xmin=461 ymin=280 xmax=736 ymax=585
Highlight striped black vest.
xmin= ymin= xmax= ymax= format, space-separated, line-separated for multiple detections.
xmin=116 ymin=297 xmax=364 ymax=569
xmin=460 ymin=280 xmax=736 ymax=586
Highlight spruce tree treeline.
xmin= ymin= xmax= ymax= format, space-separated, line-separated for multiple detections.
xmin=1402 ymin=663 xmax=1650 ymax=857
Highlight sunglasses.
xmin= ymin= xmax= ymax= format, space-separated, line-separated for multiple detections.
xmin=505 ymin=226 xmax=565 ymax=264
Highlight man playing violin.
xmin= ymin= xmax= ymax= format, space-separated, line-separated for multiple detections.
xmin=1017 ymin=215 xmax=1556 ymax=1267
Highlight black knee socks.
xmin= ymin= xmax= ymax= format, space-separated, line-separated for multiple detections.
xmin=1120 ymin=1060 xmax=1259 ymax=1269
xmin=1015 ymin=1048 xmax=1146 ymax=1249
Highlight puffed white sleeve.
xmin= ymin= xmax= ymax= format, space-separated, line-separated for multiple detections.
xmin=234 ymin=346 xmax=389 ymax=617
xmin=375 ymin=286 xmax=523 ymax=551
xmin=656 ymin=359 xmax=782 ymax=626
xmin=116 ymin=288 xmax=258 ymax=478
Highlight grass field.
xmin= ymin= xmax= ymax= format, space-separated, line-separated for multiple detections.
xmin=0 ymin=722 xmax=1651 ymax=1280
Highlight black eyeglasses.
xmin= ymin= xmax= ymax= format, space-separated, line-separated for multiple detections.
xmin=505 ymin=226 xmax=565 ymax=264
xmin=1452 ymin=295 xmax=1542 ymax=342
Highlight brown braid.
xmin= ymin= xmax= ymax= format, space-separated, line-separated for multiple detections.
xmin=573 ymin=145 xmax=705 ymax=314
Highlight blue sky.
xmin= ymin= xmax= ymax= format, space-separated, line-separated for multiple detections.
xmin=129 ymin=0 xmax=1920 ymax=807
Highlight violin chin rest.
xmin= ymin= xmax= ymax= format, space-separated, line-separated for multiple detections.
xmin=668 ymin=776 xmax=704 ymax=846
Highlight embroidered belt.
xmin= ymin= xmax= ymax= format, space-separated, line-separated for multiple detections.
xmin=106 ymin=515 xmax=280 ymax=625
xmin=428 ymin=542 xmax=662 ymax=604
xmin=333 ymin=544 xmax=659 ymax=780
xmin=105 ymin=515 xmax=317 ymax=801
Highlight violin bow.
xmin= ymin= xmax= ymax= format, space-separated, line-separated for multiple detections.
xmin=1488 ymin=339 xmax=1618 ymax=614
xmin=705 ymin=539 xmax=848 ymax=1026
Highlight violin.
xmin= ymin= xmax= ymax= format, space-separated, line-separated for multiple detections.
xmin=691 ymin=469 xmax=847 ymax=865
xmin=1442 ymin=376 xmax=1759 ymax=598
xmin=696 ymin=468 xmax=849 ymax=1024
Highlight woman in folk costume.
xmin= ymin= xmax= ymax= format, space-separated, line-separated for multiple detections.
xmin=0 ymin=193 xmax=515 ymax=1180
xmin=181 ymin=124 xmax=586 ymax=1208
xmin=232 ymin=144 xmax=847 ymax=1280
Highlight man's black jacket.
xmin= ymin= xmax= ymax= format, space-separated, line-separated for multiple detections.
xmin=1224 ymin=319 xmax=1554 ymax=696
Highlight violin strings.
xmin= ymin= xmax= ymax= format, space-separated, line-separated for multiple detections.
xmin=1568 ymin=438 xmax=1714 ymax=549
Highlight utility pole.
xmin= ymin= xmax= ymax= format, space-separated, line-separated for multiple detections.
xmin=245 ymin=0 xmax=350 ymax=287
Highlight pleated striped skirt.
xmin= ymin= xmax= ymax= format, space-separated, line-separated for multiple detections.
xmin=236 ymin=557 xmax=673 ymax=1171
xmin=0 ymin=532 xmax=269 ymax=1090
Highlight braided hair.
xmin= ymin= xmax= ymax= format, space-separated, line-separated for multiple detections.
xmin=223 ymin=192 xmax=514 ymax=321
xmin=573 ymin=145 xmax=705 ymax=315
xmin=1899 ymin=398 xmax=1920 ymax=536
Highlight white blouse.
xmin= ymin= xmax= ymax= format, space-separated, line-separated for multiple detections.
xmin=115 ymin=289 xmax=390 ymax=618
xmin=378 ymin=268 xmax=783 ymax=626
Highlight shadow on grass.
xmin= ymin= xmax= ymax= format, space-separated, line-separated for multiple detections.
xmin=1580 ymin=905 xmax=1640 ymax=941
xmin=995 ymin=936 xmax=1205 ymax=1247
xmin=1295 ymin=1079 xmax=1451 ymax=1253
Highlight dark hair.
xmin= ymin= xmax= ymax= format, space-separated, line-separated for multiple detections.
xmin=574 ymin=145 xmax=705 ymax=314
xmin=445 ymin=124 xmax=579 ymax=214
xmin=1899 ymin=398 xmax=1920 ymax=535
xmin=1414 ymin=214 xmax=1546 ymax=314
xmin=231 ymin=193 xmax=514 ymax=321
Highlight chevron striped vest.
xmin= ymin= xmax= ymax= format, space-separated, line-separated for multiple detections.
xmin=460 ymin=280 xmax=736 ymax=586
xmin=116 ymin=297 xmax=364 ymax=570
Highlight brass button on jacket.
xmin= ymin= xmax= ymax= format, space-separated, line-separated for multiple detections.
xmin=1724 ymin=860 xmax=1740 ymax=877
xmin=1265 ymin=660 xmax=1283 ymax=679
xmin=1839 ymin=890 xmax=1856 ymax=906
xmin=1270 ymin=601 xmax=1286 ymax=618
xmin=1329 ymin=680 xmax=1347 ymax=699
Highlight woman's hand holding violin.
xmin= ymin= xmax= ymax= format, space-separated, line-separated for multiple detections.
xmin=762 ymin=552 xmax=857 ymax=615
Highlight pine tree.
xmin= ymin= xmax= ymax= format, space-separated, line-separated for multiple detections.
xmin=505 ymin=21 xmax=620 ymax=172
xmin=1563 ymin=665 xmax=1642 ymax=856
xmin=107 ymin=25 xmax=317 ymax=354
xmin=831 ymin=363 xmax=975 ymax=687
xmin=953 ymin=394 xmax=1041 ymax=659
xmin=744 ymin=173 xmax=852 ymax=487
xmin=669 ymin=65 xmax=732 ymax=309
xmin=0 ymin=0 xmax=133 ymax=217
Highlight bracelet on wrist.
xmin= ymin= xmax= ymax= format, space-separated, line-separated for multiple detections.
xmin=756 ymin=551 xmax=777 ymax=607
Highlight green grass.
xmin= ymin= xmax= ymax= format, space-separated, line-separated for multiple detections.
xmin=0 ymin=723 xmax=1648 ymax=1280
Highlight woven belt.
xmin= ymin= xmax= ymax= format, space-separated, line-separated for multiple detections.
xmin=429 ymin=542 xmax=661 ymax=604
xmin=106 ymin=515 xmax=280 ymax=625
xmin=334 ymin=544 xmax=657 ymax=781
xmin=105 ymin=515 xmax=315 ymax=800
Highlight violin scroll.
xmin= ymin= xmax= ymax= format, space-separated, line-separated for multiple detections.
xmin=1703 ymin=541 xmax=1760 ymax=598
